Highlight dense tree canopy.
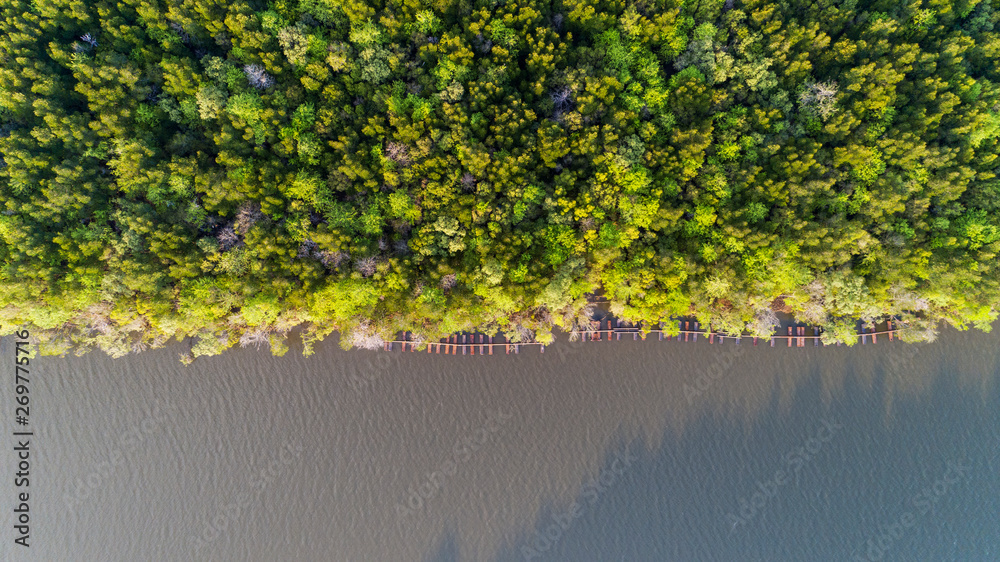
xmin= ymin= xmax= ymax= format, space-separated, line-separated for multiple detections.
xmin=1 ymin=0 xmax=999 ymax=358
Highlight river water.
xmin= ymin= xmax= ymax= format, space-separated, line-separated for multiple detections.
xmin=1 ymin=326 xmax=998 ymax=561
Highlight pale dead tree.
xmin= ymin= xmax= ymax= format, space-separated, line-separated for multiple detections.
xmin=347 ymin=323 xmax=385 ymax=350
xmin=579 ymin=217 xmax=596 ymax=231
xmin=889 ymin=285 xmax=930 ymax=312
xmin=393 ymin=239 xmax=410 ymax=255
xmin=243 ymin=64 xmax=273 ymax=90
xmin=297 ymin=239 xmax=319 ymax=259
xmin=150 ymin=334 xmax=170 ymax=349
xmin=378 ymin=237 xmax=387 ymax=251
xmin=83 ymin=302 xmax=115 ymax=335
xmin=799 ymin=298 xmax=828 ymax=326
xmin=885 ymin=231 xmax=905 ymax=248
xmin=511 ymin=325 xmax=534 ymax=343
xmin=240 ymin=329 xmax=271 ymax=350
xmin=550 ymin=86 xmax=573 ymax=112
xmin=537 ymin=308 xmax=553 ymax=325
xmin=811 ymin=81 xmax=838 ymax=100
xmin=746 ymin=306 xmax=780 ymax=338
xmin=460 ymin=172 xmax=476 ymax=191
xmin=320 ymin=250 xmax=348 ymax=268
xmin=217 ymin=224 xmax=241 ymax=251
xmin=356 ymin=256 xmax=377 ymax=277
xmin=131 ymin=339 xmax=149 ymax=354
xmin=440 ymin=274 xmax=457 ymax=290
xmin=235 ymin=202 xmax=263 ymax=234
xmin=795 ymin=279 xmax=828 ymax=325
xmin=123 ymin=316 xmax=149 ymax=334
xmin=566 ymin=303 xmax=596 ymax=339
xmin=80 ymin=33 xmax=97 ymax=47
xmin=473 ymin=33 xmax=492 ymax=54
xmin=806 ymin=279 xmax=826 ymax=299
xmin=799 ymin=81 xmax=839 ymax=119
xmin=89 ymin=316 xmax=114 ymax=335
xmin=896 ymin=316 xmax=939 ymax=343
xmin=385 ymin=142 xmax=412 ymax=167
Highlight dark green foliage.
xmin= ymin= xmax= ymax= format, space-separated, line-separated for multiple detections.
xmin=1 ymin=0 xmax=999 ymax=357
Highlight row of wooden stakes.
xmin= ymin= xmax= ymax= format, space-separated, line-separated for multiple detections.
xmin=379 ymin=319 xmax=904 ymax=354
xmin=582 ymin=319 xmax=901 ymax=347
xmin=384 ymin=333 xmax=530 ymax=355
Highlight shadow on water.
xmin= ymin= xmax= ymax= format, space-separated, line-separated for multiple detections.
xmin=478 ymin=334 xmax=1000 ymax=562
xmin=425 ymin=528 xmax=461 ymax=562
